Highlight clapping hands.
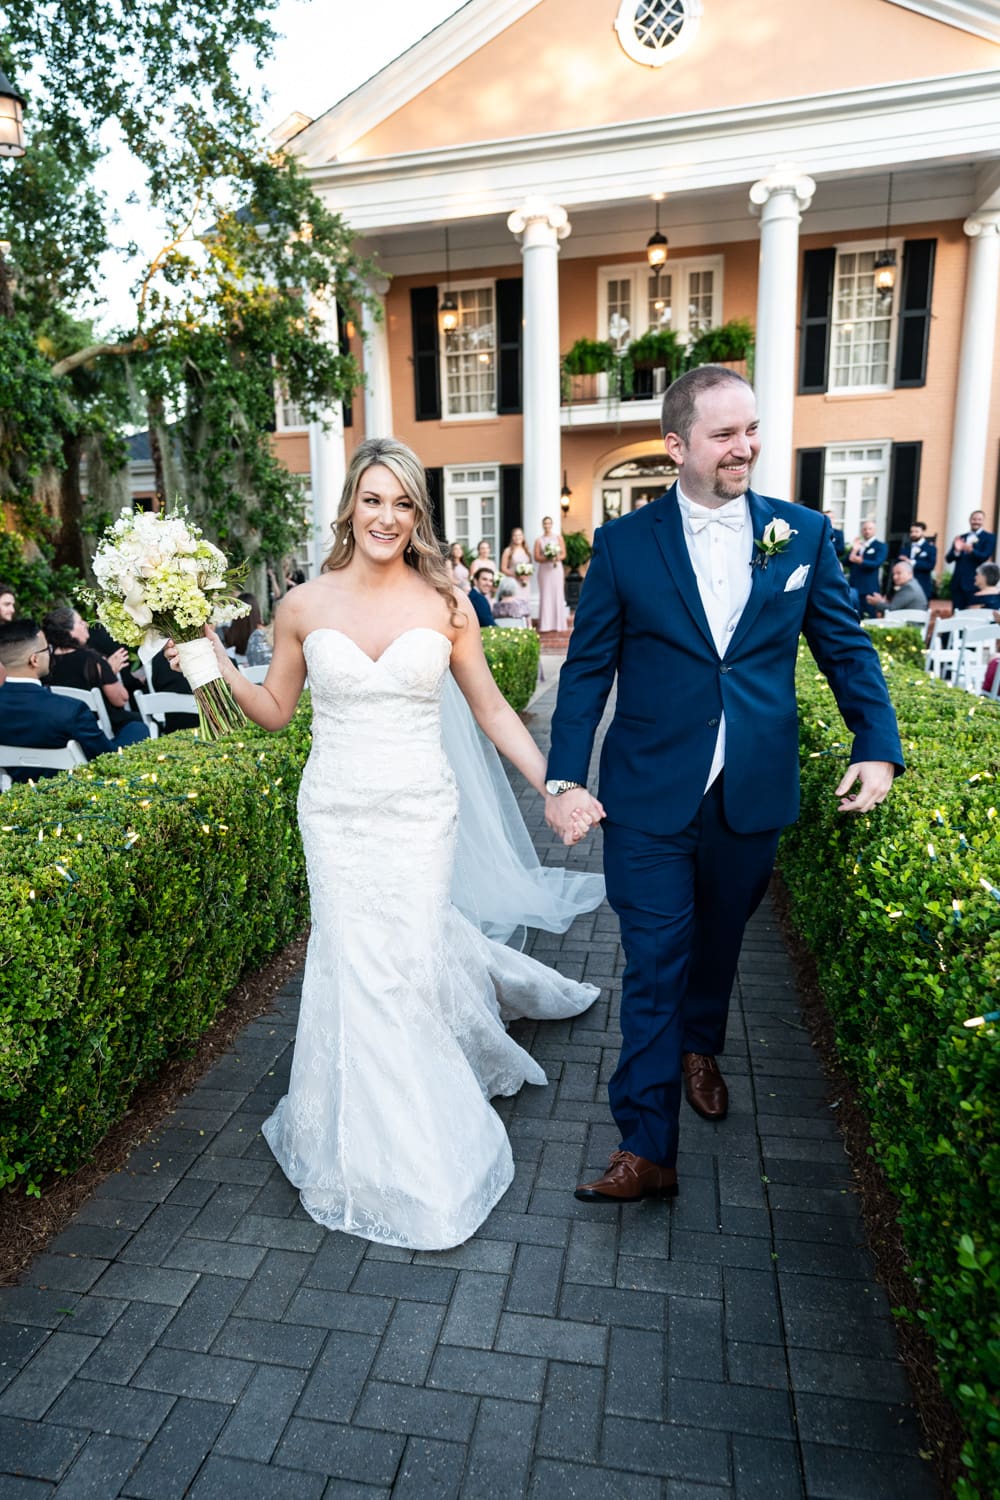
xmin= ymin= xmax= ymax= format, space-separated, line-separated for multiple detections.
xmin=545 ymin=787 xmax=606 ymax=846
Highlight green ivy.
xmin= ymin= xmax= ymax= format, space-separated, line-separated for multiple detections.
xmin=781 ymin=644 xmax=1000 ymax=1497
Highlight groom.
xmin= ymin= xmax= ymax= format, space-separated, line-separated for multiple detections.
xmin=543 ymin=366 xmax=903 ymax=1202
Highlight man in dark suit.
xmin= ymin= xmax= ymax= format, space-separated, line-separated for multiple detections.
xmin=544 ymin=367 xmax=902 ymax=1203
xmin=823 ymin=510 xmax=845 ymax=561
xmin=0 ymin=619 xmax=149 ymax=782
xmin=897 ymin=521 xmax=937 ymax=601
xmin=946 ymin=509 xmax=996 ymax=609
xmin=469 ymin=568 xmax=496 ymax=628
xmin=846 ymin=521 xmax=888 ymax=617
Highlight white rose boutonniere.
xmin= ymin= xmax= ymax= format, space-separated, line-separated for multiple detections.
xmin=753 ymin=517 xmax=798 ymax=571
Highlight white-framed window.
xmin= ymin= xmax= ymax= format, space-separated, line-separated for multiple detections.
xmin=442 ymin=281 xmax=496 ymax=419
xmin=828 ymin=242 xmax=900 ymax=394
xmin=822 ymin=442 xmax=890 ymax=542
xmin=443 ymin=465 xmax=500 ymax=557
xmin=274 ymin=384 xmax=307 ymax=432
xmin=598 ymin=256 xmax=722 ymax=352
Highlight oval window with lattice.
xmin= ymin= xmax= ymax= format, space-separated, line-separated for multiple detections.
xmin=614 ymin=0 xmax=703 ymax=67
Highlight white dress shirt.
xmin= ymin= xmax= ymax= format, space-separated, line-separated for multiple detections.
xmin=676 ymin=484 xmax=754 ymax=791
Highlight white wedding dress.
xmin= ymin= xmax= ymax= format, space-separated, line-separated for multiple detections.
xmin=262 ymin=627 xmax=600 ymax=1251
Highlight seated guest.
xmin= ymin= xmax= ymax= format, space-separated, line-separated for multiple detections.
xmin=866 ymin=558 xmax=928 ymax=616
xmin=468 ymin=567 xmax=496 ymax=628
xmin=967 ymin=563 xmax=1000 ymax=612
xmin=492 ymin=575 xmax=532 ymax=626
xmin=227 ymin=592 xmax=273 ymax=666
xmin=87 ymin=617 xmax=145 ymax=697
xmin=43 ymin=606 xmax=144 ymax=733
xmin=0 ymin=619 xmax=149 ymax=781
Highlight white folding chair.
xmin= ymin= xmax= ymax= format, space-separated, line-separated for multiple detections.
xmin=885 ymin=608 xmax=930 ymax=632
xmin=0 ymin=740 xmax=88 ymax=780
xmin=238 ymin=664 xmax=269 ymax=684
xmin=0 ymin=770 xmax=12 ymax=794
xmin=925 ymin=616 xmax=964 ymax=681
xmin=134 ymin=690 xmax=199 ymax=739
xmin=956 ymin=622 xmax=1000 ymax=691
xmin=50 ymin=683 xmax=114 ymax=738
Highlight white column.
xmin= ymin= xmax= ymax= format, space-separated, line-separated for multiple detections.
xmin=946 ymin=212 xmax=1000 ymax=540
xmin=361 ymin=277 xmax=393 ymax=440
xmin=748 ymin=167 xmax=815 ymax=499
xmin=308 ymin=295 xmax=346 ymax=576
xmin=507 ymin=198 xmax=571 ymax=549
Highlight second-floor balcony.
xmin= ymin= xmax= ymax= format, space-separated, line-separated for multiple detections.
xmin=559 ymin=323 xmax=753 ymax=429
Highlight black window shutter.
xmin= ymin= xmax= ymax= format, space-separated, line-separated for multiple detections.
xmin=424 ymin=466 xmax=445 ymax=541
xmin=411 ymin=286 xmax=441 ymax=421
xmin=888 ymin=442 xmax=922 ymax=547
xmin=895 ymin=239 xmax=935 ymax=389
xmin=799 ymin=247 xmax=836 ymax=394
xmin=500 ymin=465 xmax=523 ymax=543
xmin=336 ymin=302 xmax=353 ymax=428
xmin=795 ymin=448 xmax=826 ymax=509
xmin=496 ymin=279 xmax=522 ymax=414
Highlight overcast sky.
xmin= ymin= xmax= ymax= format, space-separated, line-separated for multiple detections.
xmin=87 ymin=0 xmax=464 ymax=331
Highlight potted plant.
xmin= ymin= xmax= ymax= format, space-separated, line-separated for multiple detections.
xmin=561 ymin=338 xmax=619 ymax=405
xmin=687 ymin=318 xmax=755 ymax=377
xmin=625 ymin=328 xmax=684 ymax=372
xmin=562 ymin=530 xmax=593 ymax=611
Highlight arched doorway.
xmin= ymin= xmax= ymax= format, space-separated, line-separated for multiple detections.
xmin=596 ymin=446 xmax=678 ymax=527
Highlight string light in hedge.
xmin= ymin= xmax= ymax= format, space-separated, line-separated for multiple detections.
xmin=963 ymin=1009 xmax=1000 ymax=1028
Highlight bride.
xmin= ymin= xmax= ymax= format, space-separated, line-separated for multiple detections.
xmin=173 ymin=437 xmax=605 ymax=1250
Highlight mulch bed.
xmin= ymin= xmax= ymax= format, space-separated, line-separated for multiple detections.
xmin=772 ymin=874 xmax=963 ymax=1498
xmin=0 ymin=931 xmax=308 ymax=1288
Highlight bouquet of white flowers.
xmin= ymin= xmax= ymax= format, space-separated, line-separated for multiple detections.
xmin=514 ymin=561 xmax=534 ymax=579
xmin=542 ymin=540 xmax=560 ymax=562
xmin=91 ymin=507 xmax=251 ymax=739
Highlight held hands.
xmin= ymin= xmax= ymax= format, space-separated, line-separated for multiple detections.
xmin=545 ymin=787 xmax=606 ymax=846
xmin=835 ymin=760 xmax=895 ymax=814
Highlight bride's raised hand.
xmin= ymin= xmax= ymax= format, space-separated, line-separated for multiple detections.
xmin=164 ymin=625 xmax=231 ymax=678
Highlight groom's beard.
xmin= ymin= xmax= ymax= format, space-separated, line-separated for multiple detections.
xmin=712 ymin=459 xmax=755 ymax=501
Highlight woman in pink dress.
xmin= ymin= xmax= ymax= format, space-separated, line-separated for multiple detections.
xmin=500 ymin=527 xmax=533 ymax=608
xmin=533 ymin=516 xmax=568 ymax=632
xmin=447 ymin=541 xmax=471 ymax=593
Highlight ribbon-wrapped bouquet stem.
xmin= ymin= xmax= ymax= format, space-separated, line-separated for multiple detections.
xmin=91 ymin=507 xmax=251 ymax=740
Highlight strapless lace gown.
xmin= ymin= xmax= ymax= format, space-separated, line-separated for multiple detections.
xmin=262 ymin=627 xmax=598 ymax=1250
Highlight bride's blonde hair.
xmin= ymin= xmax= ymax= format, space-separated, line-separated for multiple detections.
xmin=322 ymin=437 xmax=460 ymax=620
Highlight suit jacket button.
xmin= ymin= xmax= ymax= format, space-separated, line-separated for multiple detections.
xmin=708 ymin=717 xmax=719 ymax=727
xmin=720 ymin=665 xmax=731 ymax=674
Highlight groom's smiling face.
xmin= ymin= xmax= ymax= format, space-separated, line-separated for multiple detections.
xmin=665 ymin=383 xmax=760 ymax=508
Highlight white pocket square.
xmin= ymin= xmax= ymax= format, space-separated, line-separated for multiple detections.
xmin=784 ymin=564 xmax=810 ymax=593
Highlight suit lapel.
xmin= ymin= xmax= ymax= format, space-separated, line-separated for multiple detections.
xmin=727 ymin=489 xmax=780 ymax=654
xmin=652 ymin=485 xmax=716 ymax=654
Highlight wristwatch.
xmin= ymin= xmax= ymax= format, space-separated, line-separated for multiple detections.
xmin=545 ymin=779 xmax=583 ymax=796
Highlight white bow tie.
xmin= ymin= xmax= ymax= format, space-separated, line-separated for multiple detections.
xmin=688 ymin=501 xmax=745 ymax=534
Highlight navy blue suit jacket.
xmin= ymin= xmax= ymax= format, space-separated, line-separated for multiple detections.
xmin=898 ymin=538 xmax=937 ymax=598
xmin=829 ymin=527 xmax=846 ymax=560
xmin=946 ymin=530 xmax=995 ymax=594
xmin=469 ymin=588 xmax=495 ymax=628
xmin=847 ymin=538 xmax=888 ymax=596
xmin=0 ymin=680 xmax=111 ymax=781
xmin=547 ymin=486 xmax=903 ymax=837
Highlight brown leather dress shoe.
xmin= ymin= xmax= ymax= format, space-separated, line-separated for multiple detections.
xmin=682 ymin=1052 xmax=728 ymax=1120
xmin=574 ymin=1150 xmax=678 ymax=1203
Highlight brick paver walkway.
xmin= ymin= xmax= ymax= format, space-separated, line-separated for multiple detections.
xmin=0 ymin=683 xmax=938 ymax=1498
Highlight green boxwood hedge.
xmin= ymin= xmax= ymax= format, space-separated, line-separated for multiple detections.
xmin=481 ymin=626 xmax=541 ymax=714
xmin=0 ymin=712 xmax=313 ymax=1194
xmin=0 ymin=641 xmax=540 ymax=1197
xmin=781 ymin=646 xmax=1000 ymax=1497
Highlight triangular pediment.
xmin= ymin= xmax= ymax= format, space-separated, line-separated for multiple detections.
xmin=291 ymin=0 xmax=1000 ymax=167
